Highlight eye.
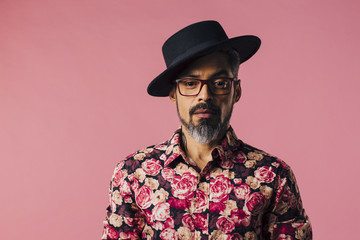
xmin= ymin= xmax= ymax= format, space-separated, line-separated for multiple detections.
xmin=180 ymin=79 xmax=199 ymax=88
xmin=213 ymin=78 xmax=229 ymax=88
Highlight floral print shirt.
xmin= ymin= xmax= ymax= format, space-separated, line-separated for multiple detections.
xmin=102 ymin=127 xmax=312 ymax=240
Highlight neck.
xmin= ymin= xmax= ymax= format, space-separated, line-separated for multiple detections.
xmin=181 ymin=125 xmax=227 ymax=171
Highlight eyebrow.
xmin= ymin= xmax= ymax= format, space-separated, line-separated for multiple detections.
xmin=180 ymin=69 xmax=231 ymax=79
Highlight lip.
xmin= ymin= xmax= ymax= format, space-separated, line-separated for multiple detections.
xmin=194 ymin=108 xmax=214 ymax=114
xmin=193 ymin=108 xmax=215 ymax=118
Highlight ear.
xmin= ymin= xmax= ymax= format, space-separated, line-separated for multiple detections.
xmin=169 ymin=87 xmax=177 ymax=103
xmin=234 ymin=80 xmax=241 ymax=103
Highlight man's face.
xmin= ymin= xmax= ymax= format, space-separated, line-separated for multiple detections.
xmin=169 ymin=52 xmax=241 ymax=144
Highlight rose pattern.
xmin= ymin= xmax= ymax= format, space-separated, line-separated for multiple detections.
xmin=160 ymin=228 xmax=178 ymax=240
xmin=182 ymin=213 xmax=195 ymax=231
xmin=106 ymin=226 xmax=119 ymax=240
xmin=210 ymin=202 xmax=226 ymax=213
xmin=112 ymin=167 xmax=124 ymax=187
xmin=193 ymin=213 xmax=208 ymax=231
xmin=234 ymin=183 xmax=251 ymax=200
xmin=135 ymin=184 xmax=153 ymax=209
xmin=171 ymin=172 xmax=198 ymax=199
xmin=216 ymin=216 xmax=235 ymax=234
xmin=152 ymin=202 xmax=170 ymax=221
xmin=119 ymin=180 xmax=132 ymax=197
xmin=245 ymin=192 xmax=266 ymax=215
xmin=164 ymin=217 xmax=175 ymax=229
xmin=195 ymin=189 xmax=208 ymax=213
xmin=230 ymin=209 xmax=250 ymax=227
xmin=210 ymin=175 xmax=233 ymax=202
xmin=142 ymin=158 xmax=162 ymax=176
xmin=161 ymin=167 xmax=175 ymax=181
xmin=254 ymin=166 xmax=276 ymax=183
xmin=103 ymin=128 xmax=312 ymax=240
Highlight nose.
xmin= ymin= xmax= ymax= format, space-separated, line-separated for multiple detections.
xmin=196 ymin=82 xmax=212 ymax=102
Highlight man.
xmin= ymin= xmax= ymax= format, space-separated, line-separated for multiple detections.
xmin=102 ymin=21 xmax=312 ymax=240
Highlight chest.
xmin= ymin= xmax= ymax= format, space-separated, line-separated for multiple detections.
xmin=132 ymin=161 xmax=276 ymax=239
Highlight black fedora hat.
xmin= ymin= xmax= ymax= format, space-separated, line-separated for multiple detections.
xmin=147 ymin=20 xmax=261 ymax=97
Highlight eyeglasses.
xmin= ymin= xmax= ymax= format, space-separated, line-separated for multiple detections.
xmin=175 ymin=77 xmax=238 ymax=96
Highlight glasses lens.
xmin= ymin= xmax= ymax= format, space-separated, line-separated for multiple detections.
xmin=210 ymin=78 xmax=231 ymax=94
xmin=177 ymin=77 xmax=233 ymax=96
xmin=178 ymin=79 xmax=201 ymax=96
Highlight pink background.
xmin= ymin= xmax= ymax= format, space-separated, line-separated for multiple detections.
xmin=1 ymin=0 xmax=359 ymax=239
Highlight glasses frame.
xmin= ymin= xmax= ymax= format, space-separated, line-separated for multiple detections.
xmin=175 ymin=77 xmax=239 ymax=96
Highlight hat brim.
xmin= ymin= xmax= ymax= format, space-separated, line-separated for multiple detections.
xmin=147 ymin=35 xmax=261 ymax=97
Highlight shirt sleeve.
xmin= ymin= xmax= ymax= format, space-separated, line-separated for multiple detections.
xmin=263 ymin=163 xmax=312 ymax=239
xmin=101 ymin=161 xmax=145 ymax=240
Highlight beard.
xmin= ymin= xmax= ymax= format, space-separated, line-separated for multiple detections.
xmin=178 ymin=102 xmax=233 ymax=144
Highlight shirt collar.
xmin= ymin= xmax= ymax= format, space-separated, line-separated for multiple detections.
xmin=163 ymin=126 xmax=244 ymax=167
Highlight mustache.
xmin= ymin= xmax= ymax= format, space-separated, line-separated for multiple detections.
xmin=189 ymin=102 xmax=221 ymax=115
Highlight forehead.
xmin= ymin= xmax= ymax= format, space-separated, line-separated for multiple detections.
xmin=178 ymin=52 xmax=231 ymax=78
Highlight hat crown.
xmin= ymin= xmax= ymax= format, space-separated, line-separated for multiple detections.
xmin=162 ymin=21 xmax=229 ymax=67
xmin=148 ymin=20 xmax=261 ymax=97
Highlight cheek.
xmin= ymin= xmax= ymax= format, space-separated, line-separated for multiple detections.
xmin=219 ymin=97 xmax=235 ymax=119
xmin=176 ymin=97 xmax=192 ymax=120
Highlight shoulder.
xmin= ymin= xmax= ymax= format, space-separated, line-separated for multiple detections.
xmin=240 ymin=142 xmax=294 ymax=178
xmin=115 ymin=140 xmax=170 ymax=173
xmin=108 ymin=140 xmax=170 ymax=192
xmin=113 ymin=129 xmax=183 ymax=174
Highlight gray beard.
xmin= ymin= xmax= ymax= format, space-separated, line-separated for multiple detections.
xmin=181 ymin=118 xmax=224 ymax=144
xmin=178 ymin=103 xmax=233 ymax=144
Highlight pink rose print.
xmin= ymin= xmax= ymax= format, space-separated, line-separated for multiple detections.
xmin=210 ymin=175 xmax=233 ymax=202
xmin=142 ymin=158 xmax=162 ymax=176
xmin=119 ymin=232 xmax=140 ymax=240
xmin=193 ymin=213 xmax=208 ymax=231
xmin=229 ymin=233 xmax=243 ymax=240
xmin=230 ymin=209 xmax=250 ymax=227
xmin=182 ymin=213 xmax=195 ymax=231
xmin=119 ymin=180 xmax=132 ymax=197
xmin=209 ymin=202 xmax=226 ymax=213
xmin=245 ymin=192 xmax=266 ymax=215
xmin=112 ymin=169 xmax=124 ymax=187
xmin=168 ymin=197 xmax=190 ymax=210
xmin=235 ymin=151 xmax=247 ymax=163
xmin=135 ymin=185 xmax=153 ymax=209
xmin=234 ymin=183 xmax=251 ymax=200
xmin=160 ymin=228 xmax=178 ymax=240
xmin=273 ymin=224 xmax=295 ymax=237
xmin=164 ymin=153 xmax=180 ymax=166
xmin=161 ymin=167 xmax=175 ymax=181
xmin=152 ymin=221 xmax=164 ymax=230
xmin=142 ymin=209 xmax=152 ymax=223
xmin=195 ymin=190 xmax=208 ymax=213
xmin=124 ymin=216 xmax=135 ymax=227
xmin=155 ymin=144 xmax=167 ymax=151
xmin=216 ymin=216 xmax=235 ymax=234
xmin=106 ymin=226 xmax=119 ymax=239
xmin=171 ymin=172 xmax=198 ymax=199
xmin=254 ymin=166 xmax=276 ymax=183
xmin=170 ymin=133 xmax=180 ymax=144
xmin=233 ymin=178 xmax=242 ymax=185
xmin=127 ymin=173 xmax=136 ymax=182
xmin=164 ymin=217 xmax=175 ymax=229
xmin=124 ymin=196 xmax=132 ymax=203
xmin=277 ymin=234 xmax=293 ymax=240
xmin=152 ymin=202 xmax=170 ymax=221
xmin=130 ymin=178 xmax=139 ymax=193
xmin=272 ymin=162 xmax=280 ymax=168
